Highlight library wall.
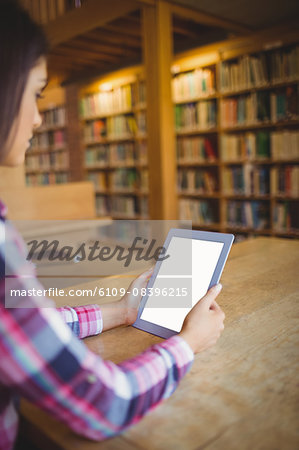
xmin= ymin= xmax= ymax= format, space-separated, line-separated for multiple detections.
xmin=171 ymin=38 xmax=299 ymax=238
xmin=20 ymin=23 xmax=299 ymax=238
xmin=25 ymin=83 xmax=69 ymax=187
xmin=79 ymin=66 xmax=148 ymax=219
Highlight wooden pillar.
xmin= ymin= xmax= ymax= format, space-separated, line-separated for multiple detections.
xmin=65 ymin=83 xmax=84 ymax=182
xmin=142 ymin=1 xmax=177 ymax=220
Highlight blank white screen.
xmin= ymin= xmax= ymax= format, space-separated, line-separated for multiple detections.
xmin=140 ymin=237 xmax=224 ymax=332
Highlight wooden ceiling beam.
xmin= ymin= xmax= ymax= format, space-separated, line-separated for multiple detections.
xmin=170 ymin=3 xmax=252 ymax=35
xmin=50 ymin=57 xmax=95 ymax=70
xmin=105 ymin=18 xmax=141 ymax=34
xmin=115 ymin=12 xmax=141 ymax=24
xmin=83 ymin=30 xmax=141 ymax=49
xmin=50 ymin=50 xmax=120 ymax=66
xmin=62 ymin=56 xmax=141 ymax=85
xmin=45 ymin=0 xmax=139 ymax=46
xmin=63 ymin=40 xmax=139 ymax=58
xmin=173 ymin=24 xmax=203 ymax=40
xmin=133 ymin=0 xmax=155 ymax=4
xmin=102 ymin=23 xmax=141 ymax=38
xmin=52 ymin=47 xmax=108 ymax=64
xmin=48 ymin=57 xmax=79 ymax=72
xmin=173 ymin=20 xmax=299 ymax=68
xmin=50 ymin=51 xmax=113 ymax=69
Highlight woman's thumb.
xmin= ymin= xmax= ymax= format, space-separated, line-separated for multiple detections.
xmin=201 ymin=284 xmax=222 ymax=307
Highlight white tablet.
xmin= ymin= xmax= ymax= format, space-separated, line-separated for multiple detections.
xmin=133 ymin=228 xmax=234 ymax=338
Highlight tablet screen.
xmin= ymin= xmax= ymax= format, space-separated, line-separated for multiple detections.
xmin=140 ymin=237 xmax=224 ymax=332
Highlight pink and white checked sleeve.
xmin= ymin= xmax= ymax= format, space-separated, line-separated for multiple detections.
xmin=57 ymin=304 xmax=103 ymax=338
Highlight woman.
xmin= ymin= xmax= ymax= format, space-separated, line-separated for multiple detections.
xmin=0 ymin=2 xmax=225 ymax=449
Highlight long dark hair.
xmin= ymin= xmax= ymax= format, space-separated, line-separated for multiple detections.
xmin=0 ymin=0 xmax=49 ymax=160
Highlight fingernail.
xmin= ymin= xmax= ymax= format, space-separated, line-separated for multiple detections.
xmin=214 ymin=283 xmax=222 ymax=292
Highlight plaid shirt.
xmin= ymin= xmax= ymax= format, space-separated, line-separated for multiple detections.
xmin=0 ymin=200 xmax=194 ymax=450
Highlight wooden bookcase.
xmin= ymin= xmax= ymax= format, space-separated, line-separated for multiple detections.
xmin=172 ymin=39 xmax=299 ymax=238
xmin=79 ymin=67 xmax=149 ymax=219
xmin=25 ymin=85 xmax=69 ymax=187
xmin=23 ymin=19 xmax=298 ymax=238
xmin=172 ymin=61 xmax=220 ymax=230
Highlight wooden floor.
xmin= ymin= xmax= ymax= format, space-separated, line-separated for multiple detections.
xmin=20 ymin=237 xmax=299 ymax=449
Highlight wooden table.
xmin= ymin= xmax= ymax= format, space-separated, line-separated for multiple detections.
xmin=20 ymin=237 xmax=299 ymax=450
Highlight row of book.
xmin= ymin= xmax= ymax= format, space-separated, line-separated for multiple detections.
xmin=80 ymin=84 xmax=134 ymax=118
xmin=138 ymin=81 xmax=146 ymax=105
xmin=87 ymin=172 xmax=106 ymax=191
xmin=137 ymin=141 xmax=147 ymax=163
xmin=84 ymin=115 xmax=141 ymax=141
xmin=271 ymin=166 xmax=299 ymax=197
xmin=84 ymin=119 xmax=106 ymax=142
xmin=95 ymin=196 xmax=109 ymax=216
xmin=139 ymin=197 xmax=149 ymax=217
xmin=85 ymin=145 xmax=108 ymax=166
xmin=221 ymin=88 xmax=298 ymax=127
xmin=31 ymin=130 xmax=66 ymax=150
xmin=176 ymin=137 xmax=217 ymax=163
xmin=270 ymin=46 xmax=299 ymax=84
xmin=271 ymin=130 xmax=299 ymax=160
xmin=176 ymin=165 xmax=299 ymax=197
xmin=178 ymin=198 xmax=298 ymax=231
xmin=136 ymin=111 xmax=147 ymax=135
xmin=88 ymin=166 xmax=298 ymax=198
xmin=178 ymin=199 xmax=217 ymax=224
xmin=270 ymin=86 xmax=298 ymax=121
xmin=111 ymin=169 xmax=148 ymax=191
xmin=139 ymin=170 xmax=149 ymax=191
xmin=109 ymin=143 xmax=136 ymax=164
xmin=221 ymin=132 xmax=270 ymax=160
xmin=25 ymin=172 xmax=68 ymax=186
xmin=110 ymin=197 xmax=138 ymax=217
xmin=223 ymin=165 xmax=269 ymax=195
xmin=85 ymin=143 xmax=135 ymax=166
xmin=106 ymin=115 xmax=139 ymax=138
xmin=178 ymin=131 xmax=299 ymax=163
xmin=87 ymin=169 xmax=149 ymax=192
xmin=172 ymin=68 xmax=216 ymax=101
xmin=178 ymin=169 xmax=217 ymax=194
xmin=175 ymin=101 xmax=217 ymax=131
xmin=220 ymin=93 xmax=260 ymax=127
xmin=85 ymin=143 xmax=147 ymax=167
xmin=219 ymin=45 xmax=299 ymax=92
xmin=96 ymin=196 xmax=149 ymax=218
xmin=220 ymin=54 xmax=268 ymax=92
xmin=40 ymin=106 xmax=66 ymax=128
xmin=25 ymin=152 xmax=69 ymax=171
xmin=226 ymin=200 xmax=269 ymax=229
xmin=273 ymin=201 xmax=299 ymax=232
xmin=110 ymin=168 xmax=138 ymax=190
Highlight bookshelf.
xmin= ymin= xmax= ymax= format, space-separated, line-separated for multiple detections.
xmin=25 ymin=85 xmax=69 ymax=187
xmin=80 ymin=68 xmax=149 ymax=219
xmin=172 ymin=62 xmax=221 ymax=229
xmin=172 ymin=40 xmax=299 ymax=238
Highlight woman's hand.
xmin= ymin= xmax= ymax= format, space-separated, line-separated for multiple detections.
xmin=179 ymin=284 xmax=225 ymax=354
xmin=119 ymin=267 xmax=154 ymax=325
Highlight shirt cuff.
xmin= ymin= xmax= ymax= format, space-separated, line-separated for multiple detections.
xmin=58 ymin=304 xmax=103 ymax=338
xmin=158 ymin=335 xmax=194 ymax=375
